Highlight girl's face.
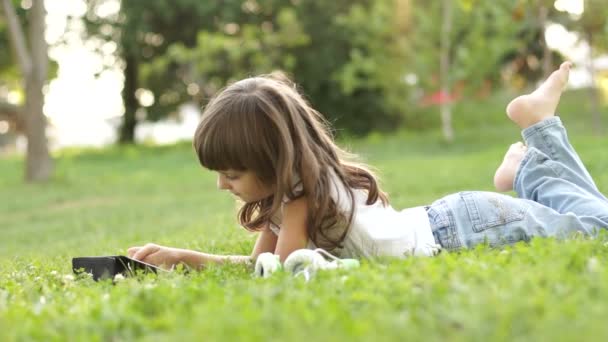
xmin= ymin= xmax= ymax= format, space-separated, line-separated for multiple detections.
xmin=216 ymin=170 xmax=274 ymax=203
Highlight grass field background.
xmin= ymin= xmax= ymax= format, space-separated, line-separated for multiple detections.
xmin=1 ymin=90 xmax=608 ymax=341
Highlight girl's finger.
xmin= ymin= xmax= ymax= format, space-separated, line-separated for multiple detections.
xmin=127 ymin=246 xmax=140 ymax=258
xmin=132 ymin=243 xmax=159 ymax=261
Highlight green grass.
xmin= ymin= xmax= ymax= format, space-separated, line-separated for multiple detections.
xmin=1 ymin=91 xmax=608 ymax=341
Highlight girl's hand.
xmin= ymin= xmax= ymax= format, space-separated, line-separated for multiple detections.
xmin=127 ymin=243 xmax=181 ymax=270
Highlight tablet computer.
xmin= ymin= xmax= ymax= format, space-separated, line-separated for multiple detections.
xmin=72 ymin=255 xmax=163 ymax=281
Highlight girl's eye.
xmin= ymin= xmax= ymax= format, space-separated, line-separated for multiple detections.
xmin=225 ymin=174 xmax=239 ymax=180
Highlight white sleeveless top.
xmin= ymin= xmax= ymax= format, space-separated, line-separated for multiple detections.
xmin=268 ymin=172 xmax=440 ymax=258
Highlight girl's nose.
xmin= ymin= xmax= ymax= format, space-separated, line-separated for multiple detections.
xmin=217 ymin=175 xmax=230 ymax=190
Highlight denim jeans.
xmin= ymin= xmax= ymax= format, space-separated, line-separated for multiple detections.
xmin=428 ymin=117 xmax=608 ymax=250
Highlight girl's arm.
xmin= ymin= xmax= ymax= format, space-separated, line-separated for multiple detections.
xmin=274 ymin=197 xmax=309 ymax=262
xmin=128 ymin=244 xmax=252 ymax=271
xmin=250 ymin=223 xmax=278 ymax=259
xmin=129 ymin=198 xmax=309 ymax=268
xmin=128 ymin=223 xmax=279 ymax=270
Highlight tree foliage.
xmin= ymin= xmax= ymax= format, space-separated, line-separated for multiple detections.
xmin=79 ymin=0 xmax=606 ymax=141
xmin=83 ymin=0 xmax=412 ymax=138
xmin=407 ymin=0 xmax=523 ymax=95
xmin=404 ymin=0 xmax=522 ymax=140
xmin=142 ymin=0 xmax=413 ymax=135
xmin=1 ymin=2 xmax=29 ymax=95
xmin=83 ymin=0 xmax=230 ymax=142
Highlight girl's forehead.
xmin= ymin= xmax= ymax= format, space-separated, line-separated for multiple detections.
xmin=218 ymin=169 xmax=245 ymax=173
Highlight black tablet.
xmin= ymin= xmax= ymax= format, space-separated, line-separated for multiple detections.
xmin=72 ymin=255 xmax=163 ymax=281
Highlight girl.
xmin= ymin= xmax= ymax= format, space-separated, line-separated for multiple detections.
xmin=127 ymin=62 xmax=608 ymax=269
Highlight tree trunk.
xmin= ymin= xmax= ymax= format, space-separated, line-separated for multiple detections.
xmin=539 ymin=4 xmax=552 ymax=78
xmin=586 ymin=31 xmax=602 ymax=135
xmin=119 ymin=53 xmax=139 ymax=144
xmin=440 ymin=0 xmax=454 ymax=142
xmin=2 ymin=0 xmax=52 ymax=182
xmin=25 ymin=0 xmax=52 ymax=181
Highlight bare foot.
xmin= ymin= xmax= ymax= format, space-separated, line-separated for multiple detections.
xmin=506 ymin=61 xmax=572 ymax=129
xmin=494 ymin=142 xmax=528 ymax=192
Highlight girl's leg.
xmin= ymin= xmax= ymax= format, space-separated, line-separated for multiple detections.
xmin=428 ymin=191 xmax=608 ymax=251
xmin=494 ymin=62 xmax=606 ymax=201
xmin=520 ymin=117 xmax=601 ymax=196
xmin=514 ymin=146 xmax=608 ymax=218
xmin=428 ymin=62 xmax=608 ymax=251
xmin=495 ymin=121 xmax=608 ymax=207
xmin=494 ymin=118 xmax=608 ymax=217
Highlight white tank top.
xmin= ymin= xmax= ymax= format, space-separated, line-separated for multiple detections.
xmin=268 ymin=172 xmax=440 ymax=258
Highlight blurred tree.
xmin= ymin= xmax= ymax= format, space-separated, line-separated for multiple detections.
xmin=407 ymin=0 xmax=520 ymax=142
xmin=83 ymin=0 xmax=242 ymax=143
xmin=83 ymin=0 xmax=416 ymax=138
xmin=153 ymin=5 xmax=310 ymax=100
xmin=0 ymin=102 xmax=21 ymax=132
xmin=1 ymin=0 xmax=52 ymax=182
xmin=537 ymin=0 xmax=553 ymax=78
xmin=0 ymin=8 xmax=23 ymax=132
xmin=154 ymin=0 xmax=411 ymax=135
xmin=505 ymin=0 xmax=569 ymax=85
xmin=546 ymin=0 xmax=608 ymax=134
xmin=439 ymin=0 xmax=454 ymax=142
xmin=578 ymin=0 xmax=607 ymax=133
xmin=310 ymin=0 xmax=412 ymax=134
xmin=0 ymin=8 xmax=21 ymax=88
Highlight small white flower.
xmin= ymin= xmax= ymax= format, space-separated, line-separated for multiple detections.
xmin=102 ymin=293 xmax=110 ymax=301
xmin=62 ymin=274 xmax=75 ymax=282
xmin=39 ymin=296 xmax=46 ymax=305
xmin=50 ymin=271 xmax=58 ymax=276
xmin=113 ymin=274 xmax=125 ymax=282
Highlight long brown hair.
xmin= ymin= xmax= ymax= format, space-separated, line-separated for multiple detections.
xmin=193 ymin=72 xmax=388 ymax=250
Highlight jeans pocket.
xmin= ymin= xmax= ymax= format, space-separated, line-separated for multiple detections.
xmin=460 ymin=191 xmax=527 ymax=233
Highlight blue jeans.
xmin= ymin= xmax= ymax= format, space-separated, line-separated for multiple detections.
xmin=428 ymin=117 xmax=608 ymax=250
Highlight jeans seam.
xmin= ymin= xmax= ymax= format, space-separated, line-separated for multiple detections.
xmin=521 ymin=117 xmax=562 ymax=142
xmin=429 ymin=199 xmax=461 ymax=250
xmin=514 ymin=149 xmax=537 ymax=196
xmin=444 ymin=203 xmax=461 ymax=249
xmin=461 ymin=192 xmax=480 ymax=229
xmin=545 ymin=159 xmax=563 ymax=178
xmin=539 ymin=128 xmax=558 ymax=161
xmin=515 ymin=148 xmax=563 ymax=196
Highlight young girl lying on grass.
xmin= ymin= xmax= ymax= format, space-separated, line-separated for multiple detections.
xmin=127 ymin=62 xmax=608 ymax=270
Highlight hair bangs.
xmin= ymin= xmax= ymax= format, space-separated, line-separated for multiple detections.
xmin=194 ymin=95 xmax=275 ymax=175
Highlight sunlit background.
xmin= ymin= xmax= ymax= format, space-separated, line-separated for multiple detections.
xmin=1 ymin=0 xmax=606 ymax=151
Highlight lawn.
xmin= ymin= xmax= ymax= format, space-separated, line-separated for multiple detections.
xmin=1 ymin=91 xmax=608 ymax=341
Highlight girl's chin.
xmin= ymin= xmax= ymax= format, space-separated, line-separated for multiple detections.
xmin=234 ymin=194 xmax=252 ymax=203
xmin=234 ymin=194 xmax=273 ymax=203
